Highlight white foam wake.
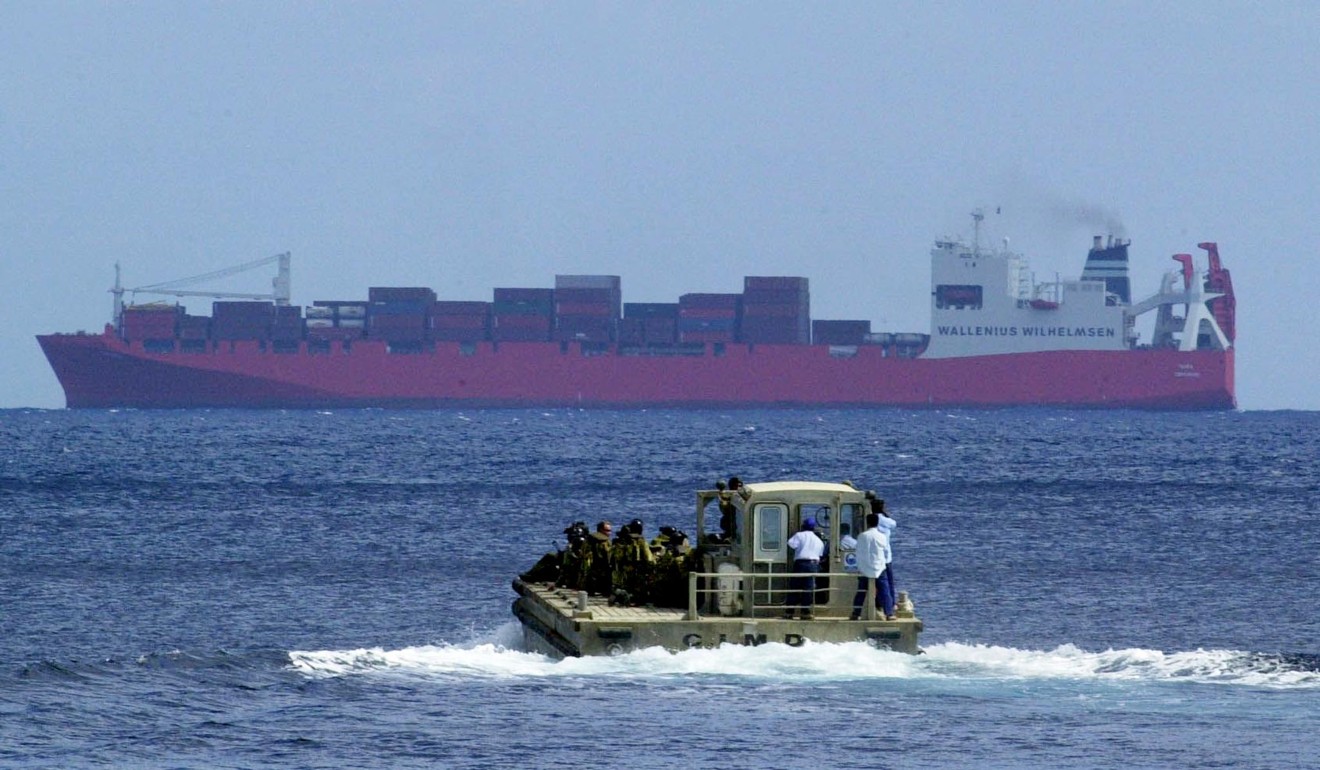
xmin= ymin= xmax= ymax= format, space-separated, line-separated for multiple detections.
xmin=287 ymin=625 xmax=1318 ymax=690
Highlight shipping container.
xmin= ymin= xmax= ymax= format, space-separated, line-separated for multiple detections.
xmin=679 ymin=330 xmax=735 ymax=344
xmin=740 ymin=316 xmax=810 ymax=344
xmin=741 ymin=303 xmax=808 ymax=319
xmin=494 ymin=314 xmax=553 ymax=330
xmin=677 ymin=317 xmax=737 ymax=332
xmin=618 ymin=318 xmax=645 ymax=344
xmin=555 ymin=302 xmax=616 ymax=317
xmin=369 ymin=287 xmax=437 ymax=304
xmin=555 ymin=275 xmax=621 ymax=291
xmin=494 ymin=288 xmax=555 ymax=304
xmin=623 ymin=302 xmax=679 ymax=319
xmin=744 ymin=276 xmax=808 ymax=292
xmin=553 ymin=287 xmax=617 ymax=304
xmin=430 ymin=327 xmax=488 ymax=342
xmin=743 ymin=287 xmax=810 ymax=304
xmin=368 ymin=314 xmax=427 ymax=330
xmin=178 ymin=315 xmax=211 ymax=341
xmin=679 ymin=293 xmax=742 ymax=309
xmin=369 ymin=300 xmax=431 ymax=316
xmin=643 ymin=318 xmax=678 ymax=343
xmin=678 ymin=309 xmax=738 ymax=323
xmin=555 ymin=315 xmax=615 ymax=342
xmin=211 ymin=327 xmax=271 ymax=342
xmin=370 ymin=326 xmax=428 ymax=342
xmin=313 ymin=301 xmax=368 ymax=318
xmin=430 ymin=301 xmax=490 ymax=315
xmin=306 ymin=326 xmax=364 ymax=341
xmin=491 ymin=327 xmax=551 ymax=342
xmin=213 ymin=301 xmax=275 ymax=319
xmin=812 ymin=320 xmax=871 ymax=345
xmin=431 ymin=314 xmax=489 ymax=330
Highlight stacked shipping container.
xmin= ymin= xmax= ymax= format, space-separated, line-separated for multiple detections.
xmin=812 ymin=319 xmax=871 ymax=345
xmin=367 ymin=287 xmax=434 ymax=343
xmin=492 ymin=288 xmax=554 ymax=342
xmin=678 ymin=293 xmax=740 ymax=344
xmin=120 ymin=304 xmax=181 ymax=341
xmin=212 ymin=301 xmax=275 ymax=341
xmin=308 ymin=301 xmax=367 ymax=341
xmin=115 ymin=274 xmax=890 ymax=351
xmin=430 ymin=301 xmax=490 ymax=342
xmin=740 ymin=277 xmax=809 ymax=344
xmin=554 ymin=275 xmax=620 ymax=343
xmin=619 ymin=303 xmax=679 ymax=345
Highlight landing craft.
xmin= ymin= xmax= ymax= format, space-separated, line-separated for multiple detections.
xmin=511 ymin=481 xmax=922 ymax=657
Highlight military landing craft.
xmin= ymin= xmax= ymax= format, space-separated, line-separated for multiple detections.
xmin=511 ymin=481 xmax=922 ymax=657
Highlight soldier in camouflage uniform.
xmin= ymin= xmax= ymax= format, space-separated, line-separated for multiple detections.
xmin=611 ymin=518 xmax=656 ymax=605
xmin=558 ymin=521 xmax=591 ymax=591
xmin=584 ymin=520 xmax=614 ymax=596
xmin=649 ymin=526 xmax=692 ymax=608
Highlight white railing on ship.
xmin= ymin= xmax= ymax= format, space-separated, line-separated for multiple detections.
xmin=684 ymin=570 xmax=886 ymax=621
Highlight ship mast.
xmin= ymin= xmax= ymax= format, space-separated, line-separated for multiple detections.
xmin=971 ymin=208 xmax=985 ymax=256
xmin=110 ymin=263 xmax=125 ymax=328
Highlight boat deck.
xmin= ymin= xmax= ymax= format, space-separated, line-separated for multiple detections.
xmin=522 ymin=582 xmax=689 ymax=622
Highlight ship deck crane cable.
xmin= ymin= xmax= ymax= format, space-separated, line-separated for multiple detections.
xmin=110 ymin=252 xmax=291 ymax=327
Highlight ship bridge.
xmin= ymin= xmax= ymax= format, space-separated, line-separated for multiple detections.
xmin=923 ymin=236 xmax=1128 ymax=359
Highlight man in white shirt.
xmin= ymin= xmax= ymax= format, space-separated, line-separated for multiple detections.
xmin=850 ymin=511 xmax=893 ymax=620
xmin=785 ymin=517 xmax=825 ymax=619
xmin=872 ymin=499 xmax=898 ymax=619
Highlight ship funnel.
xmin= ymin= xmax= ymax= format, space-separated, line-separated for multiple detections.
xmin=1082 ymin=236 xmax=1131 ymax=305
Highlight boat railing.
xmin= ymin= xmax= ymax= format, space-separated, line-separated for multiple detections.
xmin=685 ymin=570 xmax=887 ymax=622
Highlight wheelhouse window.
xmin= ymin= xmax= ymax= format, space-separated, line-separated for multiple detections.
xmin=801 ymin=503 xmax=832 ymax=534
xmin=754 ymin=503 xmax=786 ymax=560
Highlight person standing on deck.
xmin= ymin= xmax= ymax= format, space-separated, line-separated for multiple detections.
xmin=871 ymin=498 xmax=898 ymax=619
xmin=785 ymin=517 xmax=825 ymax=620
xmin=850 ymin=512 xmax=893 ymax=620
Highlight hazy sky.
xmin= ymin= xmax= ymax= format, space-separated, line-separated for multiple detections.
xmin=3 ymin=2 xmax=1316 ymax=410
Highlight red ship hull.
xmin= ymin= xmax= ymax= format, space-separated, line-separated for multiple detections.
xmin=38 ymin=330 xmax=1236 ymax=410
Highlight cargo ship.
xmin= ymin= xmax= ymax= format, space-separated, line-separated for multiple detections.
xmin=37 ymin=221 xmax=1236 ymax=409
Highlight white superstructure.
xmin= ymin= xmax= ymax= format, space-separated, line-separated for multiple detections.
xmin=923 ymin=237 xmax=1129 ymax=358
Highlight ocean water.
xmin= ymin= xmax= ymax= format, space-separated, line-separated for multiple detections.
xmin=1 ymin=408 xmax=1316 ymax=769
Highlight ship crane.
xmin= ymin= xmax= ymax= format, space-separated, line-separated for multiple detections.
xmin=1126 ymin=248 xmax=1231 ymax=352
xmin=110 ymin=252 xmax=291 ymax=327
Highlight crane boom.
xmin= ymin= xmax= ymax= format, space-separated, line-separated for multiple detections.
xmin=111 ymin=252 xmax=292 ymax=327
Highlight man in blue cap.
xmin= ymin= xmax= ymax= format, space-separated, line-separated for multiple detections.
xmin=785 ymin=517 xmax=825 ymax=619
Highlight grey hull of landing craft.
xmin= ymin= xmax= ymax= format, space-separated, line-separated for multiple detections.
xmin=511 ymin=578 xmax=922 ymax=657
